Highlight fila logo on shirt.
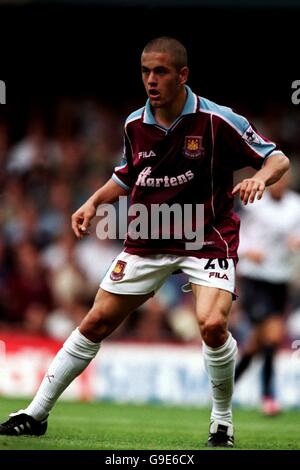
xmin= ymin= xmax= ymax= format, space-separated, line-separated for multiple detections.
xmin=138 ymin=150 xmax=156 ymax=159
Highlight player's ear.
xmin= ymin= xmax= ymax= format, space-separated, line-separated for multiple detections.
xmin=179 ymin=66 xmax=189 ymax=85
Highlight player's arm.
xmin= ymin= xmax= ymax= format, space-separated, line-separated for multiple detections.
xmin=232 ymin=152 xmax=290 ymax=205
xmin=215 ymin=103 xmax=290 ymax=205
xmin=71 ymin=178 xmax=130 ymax=239
xmin=72 ymin=124 xmax=135 ymax=239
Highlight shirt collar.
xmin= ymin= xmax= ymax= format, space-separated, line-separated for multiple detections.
xmin=143 ymin=85 xmax=199 ymax=125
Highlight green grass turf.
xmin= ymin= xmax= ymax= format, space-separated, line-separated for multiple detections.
xmin=0 ymin=397 xmax=299 ymax=450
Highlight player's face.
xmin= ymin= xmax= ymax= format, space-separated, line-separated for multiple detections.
xmin=141 ymin=52 xmax=188 ymax=109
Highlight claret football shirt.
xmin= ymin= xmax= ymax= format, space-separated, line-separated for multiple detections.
xmin=112 ymin=86 xmax=283 ymax=259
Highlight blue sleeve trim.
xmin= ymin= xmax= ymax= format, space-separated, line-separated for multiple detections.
xmin=112 ymin=174 xmax=131 ymax=191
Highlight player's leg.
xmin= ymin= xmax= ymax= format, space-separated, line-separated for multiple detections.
xmin=260 ymin=314 xmax=285 ymax=415
xmin=180 ymin=256 xmax=237 ymax=446
xmin=0 ymin=289 xmax=152 ymax=436
xmin=259 ymin=282 xmax=288 ymax=415
xmin=234 ymin=277 xmax=263 ymax=382
xmin=235 ymin=276 xmax=275 ymax=384
xmin=0 ymin=251 xmax=173 ymax=436
xmin=79 ymin=288 xmax=153 ymax=342
xmin=192 ymin=284 xmax=237 ymax=445
xmin=236 ymin=279 xmax=286 ymax=414
xmin=235 ymin=326 xmax=262 ymax=382
xmin=195 ymin=285 xmax=236 ymax=447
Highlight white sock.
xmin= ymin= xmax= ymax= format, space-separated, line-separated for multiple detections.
xmin=202 ymin=332 xmax=237 ymax=423
xmin=25 ymin=328 xmax=100 ymax=421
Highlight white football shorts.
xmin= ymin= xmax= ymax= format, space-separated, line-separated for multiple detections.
xmin=100 ymin=251 xmax=236 ymax=296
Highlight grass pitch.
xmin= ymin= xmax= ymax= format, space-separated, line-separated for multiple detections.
xmin=0 ymin=397 xmax=299 ymax=450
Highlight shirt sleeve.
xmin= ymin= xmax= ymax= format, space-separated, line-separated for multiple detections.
xmin=111 ymin=129 xmax=135 ymax=191
xmin=217 ymin=110 xmax=283 ymax=171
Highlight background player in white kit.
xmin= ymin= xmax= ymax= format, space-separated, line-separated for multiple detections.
xmin=0 ymin=37 xmax=289 ymax=447
xmin=235 ymin=172 xmax=300 ymax=414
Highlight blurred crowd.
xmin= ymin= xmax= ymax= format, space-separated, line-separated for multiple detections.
xmin=0 ymin=96 xmax=300 ymax=345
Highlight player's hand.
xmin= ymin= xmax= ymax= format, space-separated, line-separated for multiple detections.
xmin=71 ymin=202 xmax=96 ymax=239
xmin=232 ymin=177 xmax=265 ymax=205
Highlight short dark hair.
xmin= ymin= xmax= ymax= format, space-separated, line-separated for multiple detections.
xmin=142 ymin=36 xmax=187 ymax=71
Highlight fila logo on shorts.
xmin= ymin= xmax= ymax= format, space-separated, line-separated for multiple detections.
xmin=209 ymin=272 xmax=229 ymax=280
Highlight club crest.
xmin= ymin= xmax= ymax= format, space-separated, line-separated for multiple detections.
xmin=183 ymin=136 xmax=205 ymax=159
xmin=110 ymin=260 xmax=127 ymax=281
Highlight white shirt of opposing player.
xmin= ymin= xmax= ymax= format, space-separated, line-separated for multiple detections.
xmin=238 ymin=190 xmax=300 ymax=283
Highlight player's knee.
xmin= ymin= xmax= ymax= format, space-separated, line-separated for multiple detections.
xmin=263 ymin=320 xmax=284 ymax=346
xmin=79 ymin=307 xmax=115 ymax=342
xmin=200 ymin=316 xmax=227 ymax=347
